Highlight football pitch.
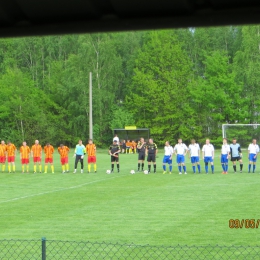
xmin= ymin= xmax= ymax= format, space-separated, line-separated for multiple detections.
xmin=0 ymin=149 xmax=260 ymax=247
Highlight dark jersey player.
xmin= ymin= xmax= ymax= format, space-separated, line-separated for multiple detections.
xmin=230 ymin=138 xmax=243 ymax=173
xmin=137 ymin=137 xmax=146 ymax=172
xmin=146 ymin=138 xmax=158 ymax=173
xmin=109 ymin=140 xmax=121 ymax=173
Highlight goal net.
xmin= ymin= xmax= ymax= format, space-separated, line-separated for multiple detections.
xmin=222 ymin=124 xmax=260 ymax=147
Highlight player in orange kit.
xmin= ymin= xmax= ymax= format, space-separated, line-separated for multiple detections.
xmin=31 ymin=140 xmax=42 ymax=173
xmin=58 ymin=144 xmax=70 ymax=173
xmin=86 ymin=139 xmax=97 ymax=173
xmin=126 ymin=140 xmax=132 ymax=154
xmin=132 ymin=140 xmax=137 ymax=154
xmin=0 ymin=140 xmax=7 ymax=172
xmin=44 ymin=143 xmax=55 ymax=173
xmin=6 ymin=141 xmax=16 ymax=173
xmin=20 ymin=141 xmax=30 ymax=173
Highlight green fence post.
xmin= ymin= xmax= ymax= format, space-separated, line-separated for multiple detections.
xmin=42 ymin=237 xmax=46 ymax=260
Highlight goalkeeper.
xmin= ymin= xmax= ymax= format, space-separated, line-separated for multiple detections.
xmin=73 ymin=140 xmax=86 ymax=173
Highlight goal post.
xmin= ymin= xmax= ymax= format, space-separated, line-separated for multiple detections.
xmin=222 ymin=124 xmax=260 ymax=147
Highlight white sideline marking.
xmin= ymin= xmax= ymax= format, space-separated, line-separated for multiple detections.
xmin=0 ymin=175 xmax=125 ymax=204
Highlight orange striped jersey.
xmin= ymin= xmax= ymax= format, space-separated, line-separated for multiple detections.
xmin=31 ymin=144 xmax=42 ymax=157
xmin=44 ymin=145 xmax=54 ymax=158
xmin=20 ymin=146 xmax=30 ymax=159
xmin=58 ymin=146 xmax=70 ymax=158
xmin=132 ymin=141 xmax=137 ymax=148
xmin=0 ymin=144 xmax=6 ymax=156
xmin=6 ymin=143 xmax=16 ymax=156
xmin=86 ymin=144 xmax=96 ymax=156
xmin=126 ymin=141 xmax=132 ymax=147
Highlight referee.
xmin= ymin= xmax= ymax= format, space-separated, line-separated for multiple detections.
xmin=146 ymin=138 xmax=158 ymax=173
xmin=137 ymin=137 xmax=146 ymax=172
xmin=109 ymin=140 xmax=121 ymax=173
xmin=73 ymin=140 xmax=86 ymax=173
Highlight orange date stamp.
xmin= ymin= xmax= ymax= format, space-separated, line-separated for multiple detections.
xmin=229 ymin=219 xmax=260 ymax=229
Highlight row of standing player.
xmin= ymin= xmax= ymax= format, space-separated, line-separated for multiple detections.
xmin=108 ymin=138 xmax=158 ymax=173
xmin=113 ymin=137 xmax=258 ymax=174
xmin=159 ymin=138 xmax=258 ymax=174
xmin=0 ymin=139 xmax=97 ymax=174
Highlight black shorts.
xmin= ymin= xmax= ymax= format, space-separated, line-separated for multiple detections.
xmin=111 ymin=156 xmax=119 ymax=162
xmin=138 ymin=153 xmax=145 ymax=161
xmin=122 ymin=144 xmax=126 ymax=149
xmin=231 ymin=156 xmax=241 ymax=161
xmin=147 ymin=154 xmax=156 ymax=162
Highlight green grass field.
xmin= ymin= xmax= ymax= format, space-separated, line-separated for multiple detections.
xmin=0 ymin=149 xmax=260 ymax=247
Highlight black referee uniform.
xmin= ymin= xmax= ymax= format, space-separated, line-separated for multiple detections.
xmin=137 ymin=141 xmax=146 ymax=171
xmin=109 ymin=141 xmax=120 ymax=173
xmin=146 ymin=142 xmax=158 ymax=173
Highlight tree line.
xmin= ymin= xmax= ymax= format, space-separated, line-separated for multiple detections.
xmin=0 ymin=26 xmax=259 ymax=147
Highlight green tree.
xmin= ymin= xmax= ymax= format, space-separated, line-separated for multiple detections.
xmin=234 ymin=25 xmax=260 ymax=124
xmin=190 ymin=51 xmax=243 ymax=144
xmin=126 ymin=30 xmax=195 ymax=144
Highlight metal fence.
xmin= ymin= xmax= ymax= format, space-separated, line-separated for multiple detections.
xmin=0 ymin=238 xmax=259 ymax=259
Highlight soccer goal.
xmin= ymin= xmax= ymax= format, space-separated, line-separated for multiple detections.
xmin=222 ymin=124 xmax=260 ymax=147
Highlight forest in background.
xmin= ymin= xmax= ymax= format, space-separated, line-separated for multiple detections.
xmin=0 ymin=26 xmax=260 ymax=147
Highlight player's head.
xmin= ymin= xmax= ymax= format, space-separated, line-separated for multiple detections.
xmin=140 ymin=137 xmax=144 ymax=143
xmin=252 ymin=139 xmax=257 ymax=144
xmin=178 ymin=138 xmax=182 ymax=144
xmin=35 ymin=140 xmax=39 ymax=145
xmin=232 ymin=138 xmax=237 ymax=144
xmin=113 ymin=139 xmax=117 ymax=144
xmin=88 ymin=139 xmax=93 ymax=144
xmin=223 ymin=138 xmax=227 ymax=144
xmin=7 ymin=141 xmax=11 ymax=145
xmin=60 ymin=144 xmax=64 ymax=148
xmin=46 ymin=143 xmax=50 ymax=146
xmin=206 ymin=139 xmax=210 ymax=144
xmin=114 ymin=134 xmax=117 ymax=137
xmin=165 ymin=141 xmax=169 ymax=146
xmin=149 ymin=138 xmax=153 ymax=144
xmin=1 ymin=140 xmax=5 ymax=145
xmin=22 ymin=141 xmax=26 ymax=146
xmin=191 ymin=139 xmax=195 ymax=144
xmin=78 ymin=140 xmax=82 ymax=145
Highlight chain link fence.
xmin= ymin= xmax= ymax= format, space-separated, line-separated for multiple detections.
xmin=0 ymin=238 xmax=260 ymax=259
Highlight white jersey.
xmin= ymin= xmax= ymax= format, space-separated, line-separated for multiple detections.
xmin=174 ymin=143 xmax=188 ymax=155
xmin=113 ymin=136 xmax=119 ymax=143
xmin=248 ymin=143 xmax=259 ymax=154
xmin=202 ymin=144 xmax=214 ymax=157
xmin=188 ymin=143 xmax=200 ymax=157
xmin=221 ymin=144 xmax=230 ymax=155
xmin=164 ymin=146 xmax=173 ymax=156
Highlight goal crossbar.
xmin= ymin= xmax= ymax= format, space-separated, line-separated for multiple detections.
xmin=222 ymin=124 xmax=260 ymax=138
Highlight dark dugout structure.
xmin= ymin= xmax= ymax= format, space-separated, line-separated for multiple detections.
xmin=114 ymin=127 xmax=150 ymax=143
